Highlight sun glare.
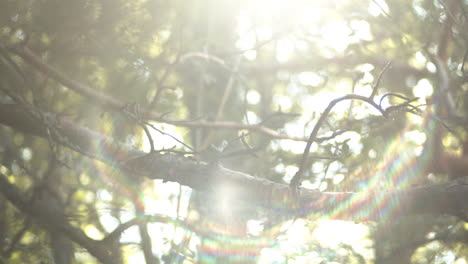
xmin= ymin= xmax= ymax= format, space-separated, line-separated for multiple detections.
xmin=313 ymin=220 xmax=373 ymax=258
xmin=129 ymin=0 xmax=389 ymax=261
xmin=231 ymin=0 xmax=384 ymax=260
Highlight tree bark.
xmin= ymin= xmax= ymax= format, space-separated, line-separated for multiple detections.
xmin=1 ymin=103 xmax=468 ymax=223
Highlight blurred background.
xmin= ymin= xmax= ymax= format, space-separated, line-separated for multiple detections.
xmin=0 ymin=0 xmax=467 ymax=263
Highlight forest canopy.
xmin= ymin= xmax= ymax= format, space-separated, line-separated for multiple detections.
xmin=0 ymin=0 xmax=468 ymax=263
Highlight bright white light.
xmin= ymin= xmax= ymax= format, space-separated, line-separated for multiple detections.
xmin=349 ymin=20 xmax=373 ymax=42
xmin=99 ymin=214 xmax=119 ymax=233
xmin=173 ymin=87 xmax=183 ymax=99
xmin=257 ymin=26 xmax=273 ymax=40
xmin=368 ymin=149 xmax=377 ymax=159
xmin=144 ymin=196 xmax=173 ymax=216
xmin=298 ymin=72 xmax=323 ymax=87
xmin=414 ymin=145 xmax=423 ymax=156
xmin=313 ymin=220 xmax=373 ymax=258
xmin=246 ymin=90 xmax=261 ymax=104
xmin=368 ymin=0 xmax=390 ymax=17
xmin=404 ymin=130 xmax=426 ymax=145
xmin=354 ymin=81 xmax=374 ymax=96
xmin=356 ymin=63 xmax=375 ymax=72
xmin=125 ymin=251 xmax=145 ymax=264
xmin=361 ymin=71 xmax=375 ymax=86
xmin=142 ymin=123 xmax=184 ymax=152
xmin=148 ymin=222 xmax=178 ymax=253
xmin=236 ymin=11 xmax=252 ymax=36
xmin=244 ymin=50 xmax=257 ymax=60
xmin=301 ymin=179 xmax=319 ymax=190
xmin=149 ymin=181 xmax=191 ymax=218
xmin=333 ymin=174 xmax=345 ymax=184
xmin=84 ymin=225 xmax=104 ymax=240
xmin=276 ymin=38 xmax=295 ymax=62
xmin=274 ymin=163 xmax=285 ymax=173
xmin=412 ymin=51 xmax=428 ymax=68
xmin=236 ymin=31 xmax=256 ymax=51
xmin=279 ymin=139 xmax=309 ymax=154
xmin=321 ymin=21 xmax=352 ymax=52
xmin=245 ymin=111 xmax=260 ymax=123
xmin=413 ymin=78 xmax=434 ymax=98
xmin=220 ymin=192 xmax=232 ymax=215
xmin=426 ymin=62 xmax=437 ymax=73
xmin=413 ymin=0 xmax=428 ymax=18
xmin=300 ymin=92 xmax=347 ymax=118
xmin=319 ymin=182 xmax=328 ymax=191
xmin=120 ymin=225 xmax=141 ymax=243
xmin=97 ymin=189 xmax=113 ymax=201
xmin=273 ymin=94 xmax=293 ymax=111
xmin=334 ymin=131 xmax=362 ymax=155
xmin=21 ymin=148 xmax=32 ymax=161
xmin=282 ymin=165 xmax=299 ymax=183
xmin=120 ymin=209 xmax=135 ymax=222
xmin=282 ymin=219 xmax=310 ymax=249
xmin=259 ymin=248 xmax=286 ymax=264
xmin=247 ymin=219 xmax=264 ymax=236
xmin=312 ymin=162 xmax=324 ymax=174
xmin=216 ymin=184 xmax=235 ymax=218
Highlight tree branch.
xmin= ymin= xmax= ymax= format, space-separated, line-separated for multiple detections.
xmin=0 ymin=172 xmax=121 ymax=264
xmin=1 ymin=103 xmax=468 ymax=223
xmin=5 ymin=45 xmax=312 ymax=142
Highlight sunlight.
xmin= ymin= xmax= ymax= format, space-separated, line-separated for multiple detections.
xmin=145 ymin=1 xmax=383 ymax=261
xmin=235 ymin=0 xmax=374 ymax=62
xmin=4 ymin=0 xmax=466 ymax=263
xmin=273 ymin=94 xmax=293 ymax=111
xmin=282 ymin=165 xmax=299 ymax=183
xmin=321 ymin=21 xmax=352 ymax=53
xmin=413 ymin=78 xmax=434 ymax=99
xmin=298 ymin=72 xmax=324 ymax=87
xmin=99 ymin=214 xmax=119 ymax=233
xmin=245 ymin=111 xmax=260 ymax=123
xmin=368 ymin=0 xmax=390 ymax=17
xmin=120 ymin=225 xmax=141 ymax=244
xmin=141 ymin=122 xmax=185 ymax=152
xmin=246 ymin=89 xmax=261 ymax=105
xmin=126 ymin=251 xmax=146 ymax=264
xmin=247 ymin=219 xmax=264 ymax=236
xmin=276 ymin=39 xmax=295 ymax=62
xmin=217 ymin=184 xmax=235 ymax=217
xmin=84 ymin=225 xmax=105 ymax=240
xmin=143 ymin=0 xmax=417 ymax=261
xmin=280 ymin=219 xmax=312 ymax=252
xmin=232 ymin=2 xmax=383 ymax=259
xmin=258 ymin=219 xmax=373 ymax=262
xmin=313 ymin=220 xmax=373 ymax=258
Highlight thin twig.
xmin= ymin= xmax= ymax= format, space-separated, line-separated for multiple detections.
xmin=200 ymin=56 xmax=242 ymax=149
xmin=0 ymin=44 xmax=389 ymax=143
xmin=150 ymin=52 xmax=182 ymax=108
xmin=371 ymin=0 xmax=392 ymax=18
xmin=379 ymin=92 xmax=415 ymax=108
xmin=369 ymin=61 xmax=392 ymax=99
xmin=290 ymin=94 xmax=385 ymax=188
xmin=144 ymin=121 xmax=195 ymax=152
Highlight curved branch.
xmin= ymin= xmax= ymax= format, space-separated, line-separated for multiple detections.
xmin=1 ymin=103 xmax=468 ymax=223
xmin=291 ymin=94 xmax=385 ymax=187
